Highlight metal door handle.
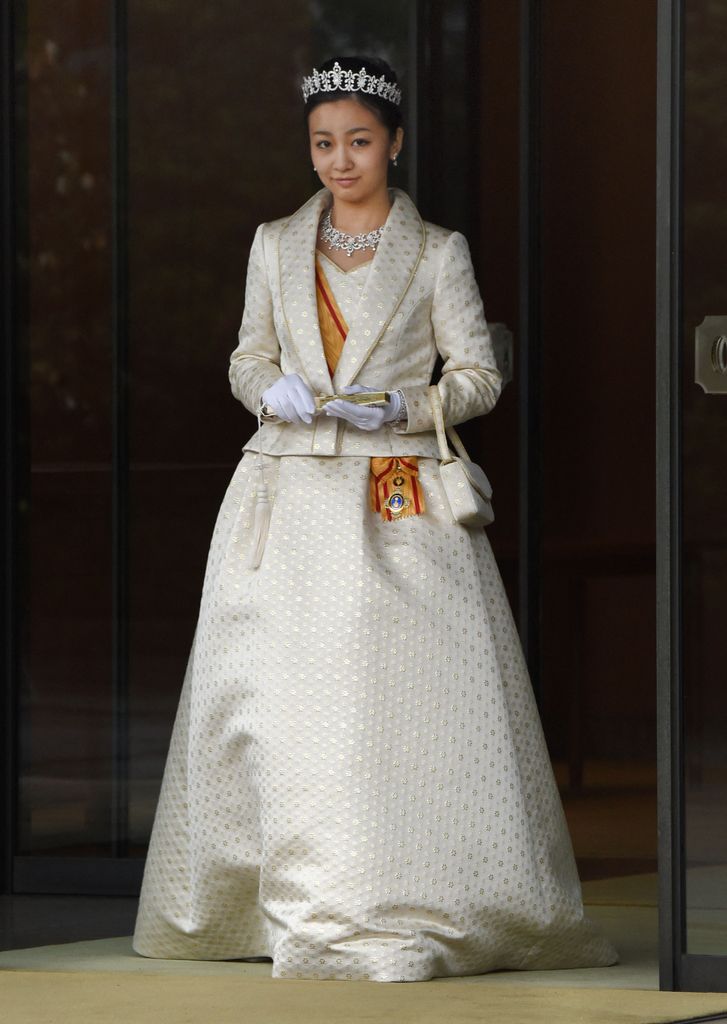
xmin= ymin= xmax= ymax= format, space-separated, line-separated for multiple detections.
xmin=711 ymin=335 xmax=727 ymax=373
xmin=695 ymin=316 xmax=727 ymax=393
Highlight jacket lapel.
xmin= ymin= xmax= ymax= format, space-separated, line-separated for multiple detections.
xmin=277 ymin=187 xmax=426 ymax=395
xmin=332 ymin=188 xmax=426 ymax=389
xmin=277 ymin=188 xmax=333 ymax=394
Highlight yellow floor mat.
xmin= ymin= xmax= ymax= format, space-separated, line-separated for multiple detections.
xmin=2 ymin=969 xmax=727 ymax=1024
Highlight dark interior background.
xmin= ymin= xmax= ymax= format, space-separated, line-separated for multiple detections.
xmin=467 ymin=0 xmax=658 ymax=879
xmin=539 ymin=0 xmax=657 ymax=877
xmin=7 ymin=0 xmax=658 ymax=886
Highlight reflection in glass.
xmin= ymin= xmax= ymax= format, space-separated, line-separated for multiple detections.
xmin=18 ymin=0 xmax=115 ymax=855
xmin=122 ymin=0 xmax=414 ymax=844
xmin=15 ymin=0 xmax=486 ymax=870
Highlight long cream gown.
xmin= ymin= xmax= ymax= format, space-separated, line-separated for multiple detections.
xmin=131 ymin=249 xmax=618 ymax=982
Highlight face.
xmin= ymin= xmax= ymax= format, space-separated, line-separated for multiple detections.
xmin=308 ymin=96 xmax=403 ymax=206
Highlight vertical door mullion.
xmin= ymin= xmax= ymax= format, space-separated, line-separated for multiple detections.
xmin=1 ymin=0 xmax=19 ymax=895
xmin=111 ymin=0 xmax=130 ymax=857
xmin=518 ymin=0 xmax=543 ymax=702
xmin=656 ymin=0 xmax=684 ymax=992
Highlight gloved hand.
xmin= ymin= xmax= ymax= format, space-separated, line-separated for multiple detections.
xmin=323 ymin=384 xmax=403 ymax=431
xmin=260 ymin=373 xmax=316 ymax=424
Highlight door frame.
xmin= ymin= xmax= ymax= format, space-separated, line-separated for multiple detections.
xmin=655 ymin=0 xmax=682 ymax=991
xmin=518 ymin=0 xmax=543 ymax=702
xmin=1 ymin=0 xmax=19 ymax=898
xmin=655 ymin=0 xmax=727 ymax=994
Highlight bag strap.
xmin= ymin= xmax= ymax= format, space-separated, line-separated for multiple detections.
xmin=427 ymin=385 xmax=473 ymax=464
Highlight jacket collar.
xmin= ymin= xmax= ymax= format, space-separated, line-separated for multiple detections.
xmin=277 ymin=187 xmax=426 ymax=394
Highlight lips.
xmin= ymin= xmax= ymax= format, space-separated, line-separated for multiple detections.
xmin=334 ymin=178 xmax=359 ymax=185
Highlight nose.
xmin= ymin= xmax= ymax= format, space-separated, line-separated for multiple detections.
xmin=331 ymin=145 xmax=354 ymax=171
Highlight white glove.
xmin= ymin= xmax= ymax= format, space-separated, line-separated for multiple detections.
xmin=261 ymin=373 xmax=316 ymax=424
xmin=323 ymin=384 xmax=404 ymax=431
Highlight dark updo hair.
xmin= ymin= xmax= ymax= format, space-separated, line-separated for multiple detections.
xmin=303 ymin=55 xmax=403 ymax=139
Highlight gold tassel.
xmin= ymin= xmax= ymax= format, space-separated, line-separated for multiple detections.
xmin=245 ymin=475 xmax=271 ymax=569
xmin=244 ymin=405 xmax=272 ymax=569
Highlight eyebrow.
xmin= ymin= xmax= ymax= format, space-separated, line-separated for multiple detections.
xmin=312 ymin=127 xmax=374 ymax=135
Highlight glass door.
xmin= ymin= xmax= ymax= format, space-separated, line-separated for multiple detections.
xmin=2 ymin=0 xmax=485 ymax=896
xmin=657 ymin=0 xmax=727 ymax=992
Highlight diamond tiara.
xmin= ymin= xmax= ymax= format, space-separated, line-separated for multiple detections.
xmin=301 ymin=61 xmax=402 ymax=106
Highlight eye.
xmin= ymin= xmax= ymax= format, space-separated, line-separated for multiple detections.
xmin=351 ymin=138 xmax=370 ymax=147
xmin=315 ymin=140 xmax=331 ymax=149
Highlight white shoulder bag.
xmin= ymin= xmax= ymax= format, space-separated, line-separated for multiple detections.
xmin=428 ymin=385 xmax=494 ymax=527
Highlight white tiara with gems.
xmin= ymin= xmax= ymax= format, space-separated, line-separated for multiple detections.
xmin=301 ymin=61 xmax=402 ymax=106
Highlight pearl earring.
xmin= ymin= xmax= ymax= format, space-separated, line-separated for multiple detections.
xmin=392 ymin=153 xmax=399 ymax=167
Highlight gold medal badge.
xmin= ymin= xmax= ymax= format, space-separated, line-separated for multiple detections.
xmin=369 ymin=456 xmax=426 ymax=521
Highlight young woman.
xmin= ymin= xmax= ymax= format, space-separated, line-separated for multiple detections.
xmin=132 ymin=55 xmax=618 ymax=983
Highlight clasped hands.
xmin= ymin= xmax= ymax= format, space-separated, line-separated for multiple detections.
xmin=260 ymin=373 xmax=403 ymax=431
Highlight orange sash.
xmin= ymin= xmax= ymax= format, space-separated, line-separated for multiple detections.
xmin=315 ymin=257 xmax=425 ymax=522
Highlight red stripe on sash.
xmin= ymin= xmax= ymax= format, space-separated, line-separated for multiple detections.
xmin=315 ymin=266 xmax=348 ymax=345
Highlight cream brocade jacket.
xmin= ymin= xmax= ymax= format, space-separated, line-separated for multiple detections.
xmin=229 ymin=187 xmax=503 ymax=459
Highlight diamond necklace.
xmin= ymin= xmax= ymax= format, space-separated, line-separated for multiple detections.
xmin=320 ymin=208 xmax=385 ymax=257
